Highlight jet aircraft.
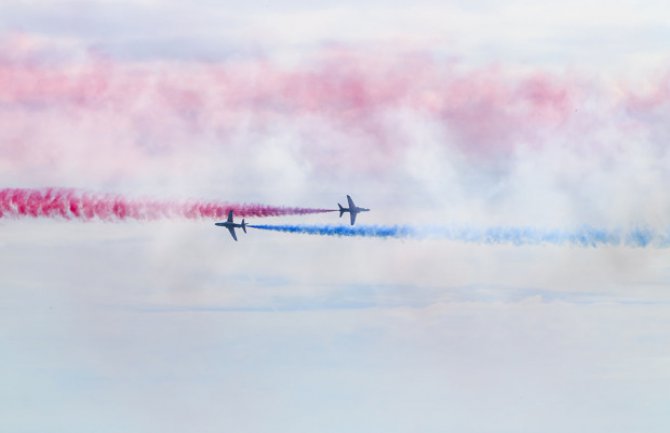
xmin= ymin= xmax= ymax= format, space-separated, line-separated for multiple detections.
xmin=338 ymin=195 xmax=370 ymax=226
xmin=215 ymin=210 xmax=247 ymax=241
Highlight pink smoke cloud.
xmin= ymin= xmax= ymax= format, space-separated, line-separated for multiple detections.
xmin=0 ymin=33 xmax=664 ymax=182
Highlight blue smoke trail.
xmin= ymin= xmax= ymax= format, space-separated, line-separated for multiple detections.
xmin=248 ymin=224 xmax=670 ymax=247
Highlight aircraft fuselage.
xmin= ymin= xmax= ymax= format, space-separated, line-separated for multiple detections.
xmin=215 ymin=221 xmax=245 ymax=229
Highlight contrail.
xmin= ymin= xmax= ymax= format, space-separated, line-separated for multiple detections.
xmin=0 ymin=188 xmax=334 ymax=221
xmin=249 ymin=224 xmax=670 ymax=247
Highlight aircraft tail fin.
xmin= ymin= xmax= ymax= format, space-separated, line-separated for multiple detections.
xmin=338 ymin=203 xmax=345 ymax=217
xmin=241 ymin=220 xmax=247 ymax=234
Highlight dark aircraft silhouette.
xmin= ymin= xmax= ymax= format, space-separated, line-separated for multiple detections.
xmin=338 ymin=195 xmax=370 ymax=226
xmin=215 ymin=210 xmax=247 ymax=241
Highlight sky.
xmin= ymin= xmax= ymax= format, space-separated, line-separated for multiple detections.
xmin=1 ymin=1 xmax=670 ymax=432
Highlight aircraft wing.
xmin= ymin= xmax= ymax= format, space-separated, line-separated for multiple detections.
xmin=227 ymin=210 xmax=234 ymax=223
xmin=350 ymin=211 xmax=357 ymax=226
xmin=227 ymin=226 xmax=238 ymax=241
xmin=347 ymin=195 xmax=355 ymax=209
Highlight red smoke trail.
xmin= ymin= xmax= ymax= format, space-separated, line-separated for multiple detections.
xmin=0 ymin=188 xmax=333 ymax=221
